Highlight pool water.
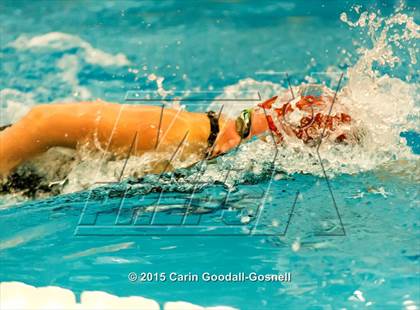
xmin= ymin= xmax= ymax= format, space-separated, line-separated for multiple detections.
xmin=0 ymin=1 xmax=419 ymax=309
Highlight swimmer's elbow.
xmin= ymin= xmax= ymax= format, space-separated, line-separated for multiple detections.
xmin=25 ymin=105 xmax=49 ymax=125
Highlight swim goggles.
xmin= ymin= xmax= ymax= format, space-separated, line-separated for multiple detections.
xmin=235 ymin=108 xmax=252 ymax=139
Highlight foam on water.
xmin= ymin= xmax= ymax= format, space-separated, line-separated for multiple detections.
xmin=10 ymin=32 xmax=130 ymax=67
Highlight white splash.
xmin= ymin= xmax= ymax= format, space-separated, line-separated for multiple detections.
xmin=61 ymin=149 xmax=201 ymax=194
xmin=204 ymin=6 xmax=420 ymax=178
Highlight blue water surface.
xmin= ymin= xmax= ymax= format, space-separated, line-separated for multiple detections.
xmin=0 ymin=1 xmax=419 ymax=309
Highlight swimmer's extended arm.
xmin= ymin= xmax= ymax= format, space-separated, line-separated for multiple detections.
xmin=0 ymin=102 xmax=210 ymax=177
xmin=0 ymin=105 xmax=62 ymax=177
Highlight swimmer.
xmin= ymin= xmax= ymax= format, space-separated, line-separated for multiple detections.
xmin=0 ymin=85 xmax=360 ymax=179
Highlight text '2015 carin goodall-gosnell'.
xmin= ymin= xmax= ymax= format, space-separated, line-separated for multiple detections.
xmin=128 ymin=271 xmax=292 ymax=283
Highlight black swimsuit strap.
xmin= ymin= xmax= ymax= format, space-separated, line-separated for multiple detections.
xmin=206 ymin=111 xmax=220 ymax=157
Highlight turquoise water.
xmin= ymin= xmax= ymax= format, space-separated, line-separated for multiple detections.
xmin=1 ymin=1 xmax=419 ymax=309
